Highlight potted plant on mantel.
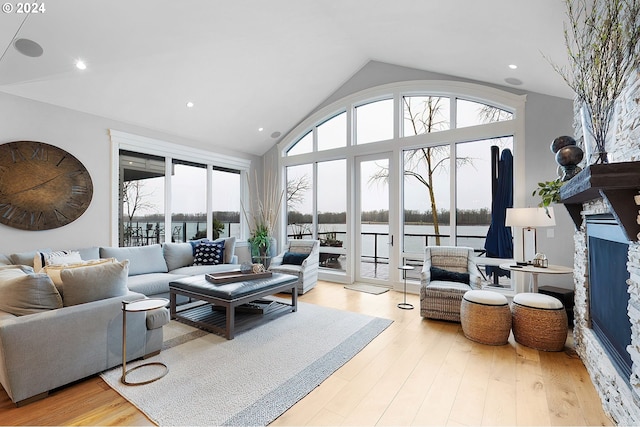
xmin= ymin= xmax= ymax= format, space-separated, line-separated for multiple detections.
xmin=549 ymin=0 xmax=640 ymax=164
xmin=241 ymin=170 xmax=284 ymax=261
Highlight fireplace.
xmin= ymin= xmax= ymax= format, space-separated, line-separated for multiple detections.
xmin=559 ymin=162 xmax=640 ymax=425
xmin=586 ymin=214 xmax=632 ymax=383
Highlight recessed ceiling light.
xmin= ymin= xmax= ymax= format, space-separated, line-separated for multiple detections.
xmin=508 ymin=64 xmax=518 ymax=70
xmin=186 ymin=101 xmax=194 ymax=108
xmin=258 ymin=127 xmax=264 ymax=132
xmin=270 ymin=131 xmax=281 ymax=139
xmin=75 ymin=59 xmax=87 ymax=70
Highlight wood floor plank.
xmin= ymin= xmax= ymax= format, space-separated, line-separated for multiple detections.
xmin=0 ymin=281 xmax=613 ymax=426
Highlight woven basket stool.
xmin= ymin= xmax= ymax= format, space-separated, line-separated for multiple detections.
xmin=512 ymin=293 xmax=568 ymax=351
xmin=460 ymin=290 xmax=511 ymax=345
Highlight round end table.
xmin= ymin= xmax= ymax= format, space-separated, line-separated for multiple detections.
xmin=121 ymin=298 xmax=169 ymax=386
xmin=398 ymin=265 xmax=415 ymax=310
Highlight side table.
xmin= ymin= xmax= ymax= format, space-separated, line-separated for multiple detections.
xmin=121 ymin=298 xmax=169 ymax=385
xmin=398 ymin=265 xmax=414 ymax=310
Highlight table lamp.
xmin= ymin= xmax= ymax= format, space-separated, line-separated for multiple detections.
xmin=505 ymin=207 xmax=556 ymax=263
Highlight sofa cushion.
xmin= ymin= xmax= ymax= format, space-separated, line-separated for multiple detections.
xmin=9 ymin=249 xmax=51 ymax=267
xmin=34 ymin=250 xmax=82 ymax=271
xmin=126 ymin=272 xmax=186 ymax=296
xmin=163 ymin=242 xmax=194 ymax=271
xmin=193 ymin=241 xmax=225 ymax=265
xmin=430 ymin=266 xmax=469 ymax=285
xmin=282 ymin=251 xmax=308 ymax=266
xmin=41 ymin=258 xmax=118 ymax=294
xmin=76 ymin=246 xmax=100 ymax=260
xmin=0 ymin=265 xmax=63 ymax=316
xmin=100 ymin=244 xmax=168 ymax=276
xmin=61 ymin=260 xmax=130 ymax=306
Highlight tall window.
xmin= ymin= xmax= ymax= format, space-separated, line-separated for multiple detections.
xmin=212 ymin=168 xmax=241 ymax=239
xmin=280 ymin=82 xmax=523 ymax=286
xmin=286 ymin=164 xmax=313 ymax=239
xmin=120 ymin=151 xmax=165 ymax=247
xmin=171 ymin=160 xmax=207 ymax=242
xmin=317 ymin=159 xmax=346 ymax=272
xmin=117 ymin=148 xmax=245 ymax=247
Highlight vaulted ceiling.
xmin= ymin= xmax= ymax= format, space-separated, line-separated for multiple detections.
xmin=0 ymin=0 xmax=573 ymax=156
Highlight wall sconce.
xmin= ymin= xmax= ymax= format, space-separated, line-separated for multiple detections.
xmin=505 ymin=207 xmax=556 ymax=263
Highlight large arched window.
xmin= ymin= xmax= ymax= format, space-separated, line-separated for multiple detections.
xmin=279 ymin=81 xmax=525 ymax=290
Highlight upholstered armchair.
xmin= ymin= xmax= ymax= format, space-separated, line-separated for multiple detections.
xmin=420 ymin=246 xmax=483 ymax=322
xmin=268 ymin=239 xmax=320 ymax=294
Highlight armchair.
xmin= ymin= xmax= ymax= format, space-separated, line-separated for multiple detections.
xmin=420 ymin=246 xmax=483 ymax=322
xmin=268 ymin=239 xmax=320 ymax=294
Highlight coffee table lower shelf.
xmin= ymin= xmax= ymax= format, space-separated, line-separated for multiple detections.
xmin=169 ymin=273 xmax=298 ymax=339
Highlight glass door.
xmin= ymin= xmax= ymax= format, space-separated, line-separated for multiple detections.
xmin=356 ymin=153 xmax=395 ymax=285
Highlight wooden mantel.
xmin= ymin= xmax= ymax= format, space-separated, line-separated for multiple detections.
xmin=559 ymin=161 xmax=640 ymax=241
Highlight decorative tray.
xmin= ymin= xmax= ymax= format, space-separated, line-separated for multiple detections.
xmin=206 ymin=270 xmax=272 ymax=284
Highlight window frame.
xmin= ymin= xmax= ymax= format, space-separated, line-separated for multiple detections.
xmin=110 ymin=130 xmax=251 ymax=247
xmin=278 ymin=80 xmax=526 ymax=287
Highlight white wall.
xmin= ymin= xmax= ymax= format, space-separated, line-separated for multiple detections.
xmin=0 ymin=91 xmax=260 ymax=255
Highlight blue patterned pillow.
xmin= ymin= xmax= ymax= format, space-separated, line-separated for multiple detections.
xmin=193 ymin=241 xmax=225 ymax=266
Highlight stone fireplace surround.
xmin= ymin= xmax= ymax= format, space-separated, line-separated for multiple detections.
xmin=562 ymin=67 xmax=640 ymax=424
xmin=572 ymin=198 xmax=640 ymax=425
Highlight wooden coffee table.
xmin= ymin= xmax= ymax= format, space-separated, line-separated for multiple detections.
xmin=169 ymin=272 xmax=298 ymax=339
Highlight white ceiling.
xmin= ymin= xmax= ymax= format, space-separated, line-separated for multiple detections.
xmin=0 ymin=0 xmax=573 ymax=156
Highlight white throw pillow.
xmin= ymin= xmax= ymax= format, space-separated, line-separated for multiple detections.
xmin=33 ymin=250 xmax=82 ymax=271
xmin=41 ymin=258 xmax=117 ymax=294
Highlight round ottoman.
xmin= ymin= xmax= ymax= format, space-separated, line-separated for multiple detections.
xmin=512 ymin=293 xmax=568 ymax=351
xmin=461 ymin=290 xmax=511 ymax=345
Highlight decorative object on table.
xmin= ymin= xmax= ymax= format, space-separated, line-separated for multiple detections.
xmin=505 ymin=207 xmax=556 ymax=263
xmin=550 ymin=135 xmax=583 ymax=181
xmin=532 ymin=179 xmax=564 ymax=217
xmin=547 ymin=0 xmax=640 ymax=164
xmin=252 ymin=263 xmax=265 ymax=273
xmin=532 ymin=253 xmax=549 ymax=268
xmin=242 ymin=169 xmax=284 ymax=261
xmin=205 ymin=270 xmax=272 ymax=284
xmin=240 ymin=262 xmax=253 ymax=273
xmin=398 ymin=265 xmax=414 ymax=310
xmin=0 ymin=141 xmax=93 ymax=230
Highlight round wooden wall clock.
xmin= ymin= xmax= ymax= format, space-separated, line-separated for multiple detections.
xmin=0 ymin=141 xmax=93 ymax=230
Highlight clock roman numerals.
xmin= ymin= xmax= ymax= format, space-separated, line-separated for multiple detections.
xmin=31 ymin=145 xmax=47 ymax=161
xmin=10 ymin=148 xmax=26 ymax=163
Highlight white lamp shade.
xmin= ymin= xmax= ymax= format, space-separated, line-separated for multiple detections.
xmin=505 ymin=207 xmax=556 ymax=227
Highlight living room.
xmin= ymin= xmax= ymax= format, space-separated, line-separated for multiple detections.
xmin=0 ymin=1 xmax=638 ymax=425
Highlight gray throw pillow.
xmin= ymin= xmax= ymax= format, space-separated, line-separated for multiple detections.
xmin=100 ymin=244 xmax=168 ymax=276
xmin=61 ymin=260 xmax=130 ymax=306
xmin=163 ymin=242 xmax=194 ymax=271
xmin=0 ymin=265 xmax=63 ymax=316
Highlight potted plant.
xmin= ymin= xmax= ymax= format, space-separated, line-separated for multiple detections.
xmin=242 ymin=170 xmax=284 ymax=259
xmin=549 ymin=0 xmax=640 ymax=164
xmin=532 ymin=179 xmax=565 ymax=217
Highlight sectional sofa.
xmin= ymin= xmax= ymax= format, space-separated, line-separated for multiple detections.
xmin=0 ymin=238 xmax=240 ymax=406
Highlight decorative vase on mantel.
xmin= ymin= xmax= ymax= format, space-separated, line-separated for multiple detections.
xmin=580 ymin=103 xmax=609 ymax=165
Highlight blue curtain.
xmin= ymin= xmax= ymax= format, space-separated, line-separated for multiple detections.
xmin=484 ymin=148 xmax=513 ymax=278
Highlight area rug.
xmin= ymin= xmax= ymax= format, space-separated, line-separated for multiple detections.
xmin=101 ymin=301 xmax=392 ymax=426
xmin=344 ymin=283 xmax=390 ymax=295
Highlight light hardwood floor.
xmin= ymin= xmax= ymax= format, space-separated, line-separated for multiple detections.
xmin=0 ymin=281 xmax=613 ymax=426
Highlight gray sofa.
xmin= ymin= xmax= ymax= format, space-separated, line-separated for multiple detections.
xmin=0 ymin=238 xmax=240 ymax=406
